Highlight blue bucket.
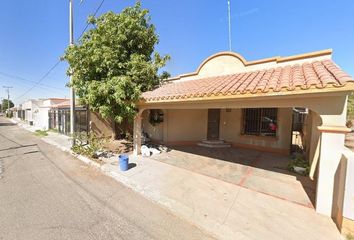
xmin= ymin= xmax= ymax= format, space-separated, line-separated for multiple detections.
xmin=119 ymin=154 xmax=129 ymax=171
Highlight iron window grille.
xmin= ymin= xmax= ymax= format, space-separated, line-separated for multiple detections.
xmin=242 ymin=108 xmax=278 ymax=137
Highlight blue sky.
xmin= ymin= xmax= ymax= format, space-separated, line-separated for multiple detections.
xmin=0 ymin=0 xmax=353 ymax=104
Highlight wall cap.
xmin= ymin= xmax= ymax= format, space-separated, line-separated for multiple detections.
xmin=317 ymin=125 xmax=351 ymax=134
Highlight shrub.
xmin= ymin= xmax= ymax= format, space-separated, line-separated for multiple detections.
xmin=71 ymin=132 xmax=106 ymax=159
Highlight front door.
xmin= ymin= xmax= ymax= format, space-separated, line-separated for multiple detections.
xmin=207 ymin=109 xmax=220 ymax=140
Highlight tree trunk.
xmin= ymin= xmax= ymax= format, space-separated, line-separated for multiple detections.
xmin=111 ymin=118 xmax=118 ymax=140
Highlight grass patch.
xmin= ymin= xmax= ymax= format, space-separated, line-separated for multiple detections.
xmin=34 ymin=130 xmax=48 ymax=137
xmin=347 ymin=234 xmax=354 ymax=240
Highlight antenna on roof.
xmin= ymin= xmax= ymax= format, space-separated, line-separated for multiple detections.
xmin=228 ymin=0 xmax=232 ymax=52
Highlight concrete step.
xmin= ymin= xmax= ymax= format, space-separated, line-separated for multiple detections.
xmin=200 ymin=139 xmax=225 ymax=144
xmin=197 ymin=140 xmax=231 ymax=148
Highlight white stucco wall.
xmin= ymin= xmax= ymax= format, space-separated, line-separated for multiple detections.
xmin=342 ymin=148 xmax=354 ymax=221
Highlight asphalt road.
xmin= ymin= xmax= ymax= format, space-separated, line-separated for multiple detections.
xmin=0 ymin=117 xmax=215 ymax=240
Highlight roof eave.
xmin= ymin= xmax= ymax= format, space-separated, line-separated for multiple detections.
xmin=138 ymin=83 xmax=354 ymax=106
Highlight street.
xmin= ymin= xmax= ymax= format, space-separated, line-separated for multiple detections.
xmin=0 ymin=117 xmax=215 ymax=240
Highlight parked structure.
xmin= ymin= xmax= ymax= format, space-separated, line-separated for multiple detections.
xmin=134 ymin=49 xmax=354 ymax=233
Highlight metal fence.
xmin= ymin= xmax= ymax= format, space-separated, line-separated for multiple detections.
xmin=48 ymin=107 xmax=88 ymax=135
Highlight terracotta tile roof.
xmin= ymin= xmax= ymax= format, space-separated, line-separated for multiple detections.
xmin=142 ymin=60 xmax=354 ymax=102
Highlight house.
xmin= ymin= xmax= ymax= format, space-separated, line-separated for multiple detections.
xmin=133 ymin=49 xmax=354 ymax=233
xmin=21 ymin=99 xmax=43 ymax=125
xmin=19 ymin=98 xmax=68 ymax=130
xmin=14 ymin=104 xmax=25 ymax=120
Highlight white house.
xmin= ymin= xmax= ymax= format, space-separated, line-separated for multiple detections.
xmin=20 ymin=98 xmax=67 ymax=130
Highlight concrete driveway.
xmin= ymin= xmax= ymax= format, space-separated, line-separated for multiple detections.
xmin=101 ymin=147 xmax=342 ymax=240
xmin=150 ymin=146 xmax=316 ymax=208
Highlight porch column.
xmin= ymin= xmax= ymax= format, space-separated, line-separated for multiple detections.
xmin=316 ymin=125 xmax=351 ymax=216
xmin=133 ymin=110 xmax=143 ymax=156
xmin=162 ymin=109 xmax=168 ymax=143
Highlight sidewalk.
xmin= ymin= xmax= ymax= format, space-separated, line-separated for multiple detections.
xmin=11 ymin=118 xmax=343 ymax=240
xmin=10 ymin=118 xmax=72 ymax=153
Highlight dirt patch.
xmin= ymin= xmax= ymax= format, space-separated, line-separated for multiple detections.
xmin=103 ymin=139 xmax=133 ymax=154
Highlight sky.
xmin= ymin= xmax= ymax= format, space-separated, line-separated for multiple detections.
xmin=0 ymin=0 xmax=353 ymax=104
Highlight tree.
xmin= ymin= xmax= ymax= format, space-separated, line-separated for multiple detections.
xmin=1 ymin=99 xmax=14 ymax=112
xmin=64 ymin=2 xmax=170 ymax=132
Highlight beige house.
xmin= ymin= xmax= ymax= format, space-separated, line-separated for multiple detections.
xmin=133 ymin=49 xmax=354 ymax=231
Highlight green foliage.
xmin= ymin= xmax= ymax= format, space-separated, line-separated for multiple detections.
xmin=64 ymin=2 xmax=170 ymax=123
xmin=34 ymin=130 xmax=48 ymax=137
xmin=288 ymin=154 xmax=310 ymax=176
xmin=71 ymin=132 xmax=106 ymax=159
xmin=1 ymin=99 xmax=14 ymax=112
xmin=6 ymin=111 xmax=13 ymax=118
xmin=148 ymin=109 xmax=164 ymax=126
xmin=347 ymin=94 xmax=354 ymax=120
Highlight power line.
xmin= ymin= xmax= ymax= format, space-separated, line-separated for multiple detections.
xmin=14 ymin=60 xmax=61 ymax=101
xmin=78 ymin=0 xmax=106 ymax=40
xmin=0 ymin=71 xmax=65 ymax=91
xmin=14 ymin=0 xmax=106 ymax=101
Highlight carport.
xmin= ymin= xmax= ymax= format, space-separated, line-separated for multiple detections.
xmin=148 ymin=146 xmax=315 ymax=208
xmin=133 ymin=49 xmax=354 ymax=218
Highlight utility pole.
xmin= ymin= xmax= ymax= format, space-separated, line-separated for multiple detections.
xmin=3 ymin=86 xmax=13 ymax=115
xmin=0 ymin=97 xmax=3 ymax=113
xmin=69 ymin=0 xmax=76 ymax=144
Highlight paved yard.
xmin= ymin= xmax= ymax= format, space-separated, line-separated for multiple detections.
xmin=150 ymin=146 xmax=316 ymax=208
xmin=101 ymin=150 xmax=341 ymax=240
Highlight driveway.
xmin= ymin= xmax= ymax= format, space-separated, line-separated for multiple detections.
xmin=150 ymin=146 xmax=316 ymax=208
xmin=101 ymin=147 xmax=341 ymax=240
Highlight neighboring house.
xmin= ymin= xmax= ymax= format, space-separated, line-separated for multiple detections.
xmin=133 ymin=49 xmax=354 ymax=231
xmin=49 ymin=100 xmax=88 ymax=135
xmin=37 ymin=98 xmax=68 ymax=130
xmin=19 ymin=98 xmax=68 ymax=130
xmin=14 ymin=104 xmax=25 ymax=120
xmin=21 ymin=99 xmax=44 ymax=126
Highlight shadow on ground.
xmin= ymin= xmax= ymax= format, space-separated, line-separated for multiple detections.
xmin=0 ymin=122 xmax=16 ymax=127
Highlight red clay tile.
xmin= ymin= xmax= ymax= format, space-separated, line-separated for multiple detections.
xmin=142 ymin=60 xmax=354 ymax=101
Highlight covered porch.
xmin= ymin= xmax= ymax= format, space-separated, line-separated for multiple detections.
xmin=134 ymin=93 xmax=351 ymax=217
xmin=133 ymin=50 xmax=354 ymax=222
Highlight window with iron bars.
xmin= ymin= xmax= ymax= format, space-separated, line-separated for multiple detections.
xmin=242 ymin=108 xmax=278 ymax=137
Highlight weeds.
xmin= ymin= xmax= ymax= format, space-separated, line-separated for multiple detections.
xmin=71 ymin=132 xmax=106 ymax=159
xmin=34 ymin=130 xmax=48 ymax=137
